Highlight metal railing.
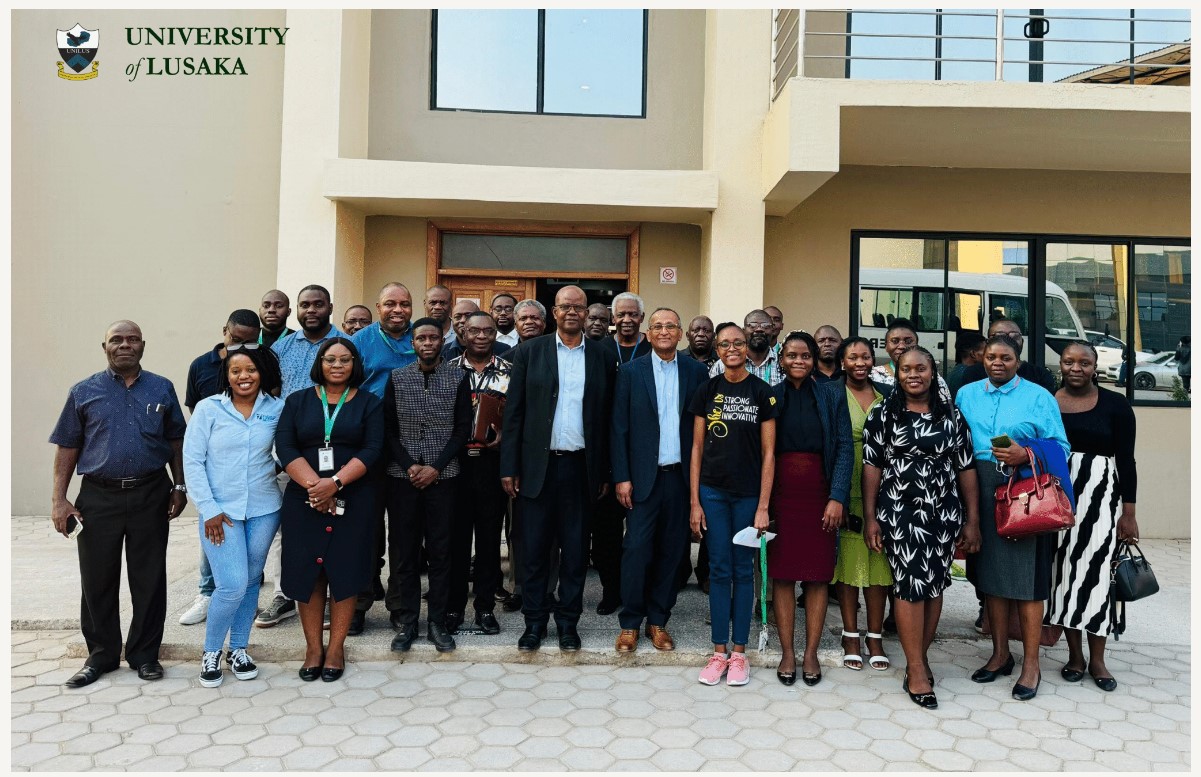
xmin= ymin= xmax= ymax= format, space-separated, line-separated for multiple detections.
xmin=772 ymin=9 xmax=1190 ymax=97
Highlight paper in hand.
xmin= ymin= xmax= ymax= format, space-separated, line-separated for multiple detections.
xmin=732 ymin=526 xmax=776 ymax=547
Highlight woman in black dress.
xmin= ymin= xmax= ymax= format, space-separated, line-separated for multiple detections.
xmin=768 ymin=331 xmax=853 ymax=687
xmin=276 ymin=337 xmax=383 ymax=682
xmin=1046 ymin=342 xmax=1138 ymax=692
xmin=863 ymin=347 xmax=980 ymax=709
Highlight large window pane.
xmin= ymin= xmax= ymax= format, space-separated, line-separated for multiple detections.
xmin=441 ymin=233 xmax=628 ymax=273
xmin=1046 ymin=242 xmax=1128 ymax=395
xmin=543 ymin=10 xmax=645 ymax=116
xmin=434 ymin=10 xmax=538 ymax=112
xmin=1132 ymin=244 xmax=1191 ymax=403
xmin=858 ymin=237 xmax=946 ymax=368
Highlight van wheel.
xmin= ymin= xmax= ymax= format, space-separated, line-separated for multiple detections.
xmin=1134 ymin=373 xmax=1156 ymax=390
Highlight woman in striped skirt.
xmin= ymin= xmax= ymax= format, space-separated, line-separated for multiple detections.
xmin=1046 ymin=342 xmax=1139 ymax=692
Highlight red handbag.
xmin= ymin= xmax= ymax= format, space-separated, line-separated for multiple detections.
xmin=994 ymin=447 xmax=1075 ymax=540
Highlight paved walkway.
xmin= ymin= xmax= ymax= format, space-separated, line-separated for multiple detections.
xmin=9 ymin=513 xmax=1193 ymax=770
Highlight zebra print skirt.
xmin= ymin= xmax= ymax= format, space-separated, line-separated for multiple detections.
xmin=1046 ymin=453 xmax=1122 ymax=636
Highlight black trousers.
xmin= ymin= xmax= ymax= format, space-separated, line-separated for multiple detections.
xmin=675 ymin=529 xmax=710 ymax=589
xmin=74 ymin=472 xmax=171 ymax=670
xmin=518 ymin=453 xmax=591 ymax=629
xmin=447 ymin=451 xmax=506 ymax=616
xmin=620 ymin=468 xmax=690 ymax=629
xmin=591 ymin=489 xmax=624 ymax=600
xmin=386 ymin=477 xmax=455 ymax=627
xmin=355 ymin=473 xmax=389 ymax=614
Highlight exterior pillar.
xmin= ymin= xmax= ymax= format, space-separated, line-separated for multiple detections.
xmin=276 ymin=10 xmax=372 ymax=317
xmin=699 ymin=10 xmax=772 ymax=324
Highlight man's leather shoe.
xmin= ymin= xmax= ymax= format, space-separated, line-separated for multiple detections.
xmin=137 ymin=661 xmax=164 ymax=681
xmin=475 ymin=611 xmax=500 ymax=635
xmin=389 ymin=611 xmax=404 ymax=630
xmin=646 ymin=624 xmax=675 ymax=651
xmin=615 ymin=629 xmax=638 ymax=653
xmin=391 ymin=623 xmax=418 ymax=652
xmin=596 ymin=597 xmax=621 ymax=616
xmin=64 ymin=665 xmax=109 ymax=688
xmin=501 ymin=593 xmax=523 ymax=613
xmin=559 ymin=625 xmax=582 ymax=652
xmin=517 ymin=624 xmax=545 ymax=651
xmin=428 ymin=622 xmax=456 ymax=653
xmin=444 ymin=612 xmax=464 ymax=634
xmin=347 ymin=610 xmax=366 ymax=636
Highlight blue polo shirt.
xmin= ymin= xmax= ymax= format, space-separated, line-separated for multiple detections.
xmin=184 ymin=343 xmax=224 ymax=411
xmin=271 ymin=324 xmax=345 ymax=398
xmin=352 ymin=322 xmax=417 ymax=399
xmin=49 ymin=368 xmax=187 ymax=479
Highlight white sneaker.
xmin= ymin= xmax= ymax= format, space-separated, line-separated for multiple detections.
xmin=180 ymin=594 xmax=211 ymax=625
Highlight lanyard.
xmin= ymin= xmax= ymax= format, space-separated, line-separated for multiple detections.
xmin=319 ymin=386 xmax=349 ymax=445
xmin=617 ymin=335 xmax=644 ymax=365
xmin=258 ymin=327 xmax=292 ymax=345
xmin=377 ymin=325 xmax=414 ymax=355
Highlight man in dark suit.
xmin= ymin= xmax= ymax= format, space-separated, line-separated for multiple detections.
xmin=501 ymin=285 xmax=615 ymax=652
xmin=610 ymin=308 xmax=707 ymax=653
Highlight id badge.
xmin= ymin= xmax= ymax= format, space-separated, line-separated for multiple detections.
xmin=318 ymin=446 xmax=335 ymax=472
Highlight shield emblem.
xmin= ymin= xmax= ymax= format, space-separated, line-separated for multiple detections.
xmin=57 ymin=24 xmax=99 ymax=73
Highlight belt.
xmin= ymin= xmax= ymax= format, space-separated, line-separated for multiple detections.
xmin=83 ymin=471 xmax=164 ymax=490
xmin=549 ymin=449 xmax=585 ymax=457
xmin=657 ymin=463 xmax=682 ymax=472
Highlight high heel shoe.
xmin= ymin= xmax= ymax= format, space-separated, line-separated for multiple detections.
xmin=1012 ymin=673 xmax=1041 ymax=701
xmin=970 ymin=654 xmax=1015 ymax=683
xmin=299 ymin=652 xmax=324 ymax=682
xmin=903 ymin=674 xmax=938 ymax=709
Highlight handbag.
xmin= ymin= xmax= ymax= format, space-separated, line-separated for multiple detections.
xmin=993 ymin=447 xmax=1075 ymax=540
xmin=1111 ymin=541 xmax=1159 ymax=602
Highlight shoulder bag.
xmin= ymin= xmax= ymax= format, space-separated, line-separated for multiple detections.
xmin=994 ymin=446 xmax=1075 ymax=540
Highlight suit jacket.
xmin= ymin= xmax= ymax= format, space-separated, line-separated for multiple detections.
xmin=772 ymin=377 xmax=855 ymax=508
xmin=610 ymin=350 xmax=709 ymax=503
xmin=499 ymin=332 xmax=615 ymax=500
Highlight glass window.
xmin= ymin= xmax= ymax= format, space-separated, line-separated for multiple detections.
xmin=432 ymin=10 xmax=646 ymax=117
xmin=1132 ymin=244 xmax=1191 ymax=403
xmin=441 ymin=233 xmax=628 ymax=273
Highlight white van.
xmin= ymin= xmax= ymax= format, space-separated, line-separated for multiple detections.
xmin=858 ymin=268 xmax=1086 ymax=369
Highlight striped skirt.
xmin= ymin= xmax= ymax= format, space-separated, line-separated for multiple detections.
xmin=1046 ymin=453 xmax=1122 ymax=636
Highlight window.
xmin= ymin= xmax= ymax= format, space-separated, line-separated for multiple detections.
xmin=431 ymin=10 xmax=648 ymax=117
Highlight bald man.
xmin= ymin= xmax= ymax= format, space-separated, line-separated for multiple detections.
xmin=50 ymin=321 xmax=188 ymax=687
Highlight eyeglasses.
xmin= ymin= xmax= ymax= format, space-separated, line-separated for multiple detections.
xmin=716 ymin=340 xmax=748 ymax=350
xmin=555 ymin=304 xmax=587 ymax=314
xmin=227 ymin=343 xmax=260 ymax=352
xmin=321 ymin=356 xmax=354 ymax=366
xmin=466 ymin=327 xmax=497 ymax=337
xmin=648 ymin=323 xmax=680 ymax=333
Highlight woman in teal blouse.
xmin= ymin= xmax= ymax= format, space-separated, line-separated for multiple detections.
xmin=955 ymin=334 xmax=1069 ymax=702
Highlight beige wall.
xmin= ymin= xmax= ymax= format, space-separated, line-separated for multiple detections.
xmin=367 ymin=10 xmax=706 ymax=170
xmin=12 ymin=10 xmax=286 ymax=513
xmin=764 ymin=164 xmax=1191 ymax=537
xmin=362 ymin=217 xmax=430 ymax=302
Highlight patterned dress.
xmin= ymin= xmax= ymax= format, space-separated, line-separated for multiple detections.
xmin=862 ymin=404 xmax=975 ymax=601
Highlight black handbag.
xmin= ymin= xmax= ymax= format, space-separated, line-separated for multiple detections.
xmin=1112 ymin=541 xmax=1159 ymax=602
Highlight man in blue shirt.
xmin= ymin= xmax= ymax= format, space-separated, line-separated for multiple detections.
xmin=50 ymin=320 xmax=188 ymax=687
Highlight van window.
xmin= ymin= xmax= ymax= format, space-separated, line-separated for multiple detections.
xmin=914 ymin=290 xmax=944 ymax=332
xmin=1046 ymin=295 xmax=1080 ymax=337
xmin=859 ymin=288 xmax=913 ymax=329
xmin=988 ymin=294 xmax=1029 ymax=333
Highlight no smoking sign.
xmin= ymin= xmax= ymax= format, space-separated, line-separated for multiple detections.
xmin=659 ymin=266 xmax=677 ymax=285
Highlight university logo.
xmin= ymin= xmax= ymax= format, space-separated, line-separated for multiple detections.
xmin=57 ymin=23 xmax=99 ymax=80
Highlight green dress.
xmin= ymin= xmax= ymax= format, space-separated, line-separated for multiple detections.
xmin=832 ymin=386 xmax=894 ymax=588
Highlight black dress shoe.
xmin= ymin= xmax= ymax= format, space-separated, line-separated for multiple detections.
xmin=971 ymin=654 xmax=1015 ymax=683
xmin=444 ymin=612 xmax=464 ymax=634
xmin=1060 ymin=664 xmax=1085 ymax=683
xmin=428 ymin=622 xmax=457 ymax=653
xmin=596 ymin=597 xmax=621 ymax=616
xmin=321 ymin=666 xmax=345 ymax=682
xmin=776 ymin=661 xmax=796 ymax=686
xmin=558 ymin=625 xmax=582 ymax=652
xmin=137 ymin=661 xmax=164 ymax=681
xmin=475 ymin=611 xmax=501 ymax=635
xmin=1012 ymin=674 xmax=1041 ymax=701
xmin=801 ymin=670 xmax=822 ymax=687
xmin=391 ymin=624 xmax=418 ymax=652
xmin=904 ymin=674 xmax=939 ymax=709
xmin=517 ymin=624 xmax=545 ymax=651
xmin=501 ymin=593 xmax=524 ymax=613
xmin=299 ymin=652 xmax=324 ymax=682
xmin=495 ymin=586 xmax=513 ymax=603
xmin=64 ymin=665 xmax=110 ymax=688
xmin=1090 ymin=672 xmax=1118 ymax=692
xmin=347 ymin=610 xmax=366 ymax=637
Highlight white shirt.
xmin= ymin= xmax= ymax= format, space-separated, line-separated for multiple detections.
xmin=496 ymin=329 xmax=520 ymax=347
xmin=549 ymin=332 xmax=587 ymax=451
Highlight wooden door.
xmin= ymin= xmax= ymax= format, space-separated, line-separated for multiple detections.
xmin=443 ymin=276 xmax=534 ymax=312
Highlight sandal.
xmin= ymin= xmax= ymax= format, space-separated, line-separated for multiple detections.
xmin=865 ymin=632 xmax=890 ymax=671
xmin=841 ymin=630 xmax=863 ymax=671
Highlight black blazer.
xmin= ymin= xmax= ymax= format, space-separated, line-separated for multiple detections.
xmin=499 ymin=333 xmax=615 ymax=500
xmin=771 ymin=378 xmax=855 ymax=507
xmin=610 ymin=351 xmax=709 ymax=503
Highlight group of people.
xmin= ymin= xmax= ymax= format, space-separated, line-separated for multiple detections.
xmin=50 ymin=284 xmax=1138 ymax=709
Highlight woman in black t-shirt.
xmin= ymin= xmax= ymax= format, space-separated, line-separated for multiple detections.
xmin=688 ymin=322 xmax=778 ymax=687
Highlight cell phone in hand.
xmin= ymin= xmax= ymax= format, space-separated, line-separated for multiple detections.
xmin=65 ymin=515 xmax=83 ymax=539
xmin=990 ymin=434 xmax=1013 ymax=448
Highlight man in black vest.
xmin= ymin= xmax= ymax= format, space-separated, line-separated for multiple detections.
xmin=501 ymin=285 xmax=616 ymax=652
xmin=384 ymin=318 xmax=472 ymax=653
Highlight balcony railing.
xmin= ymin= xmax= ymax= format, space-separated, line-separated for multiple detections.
xmin=772 ymin=9 xmax=1191 ymax=98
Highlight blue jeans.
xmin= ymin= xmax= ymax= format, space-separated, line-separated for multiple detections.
xmin=200 ymin=512 xmax=280 ymax=653
xmin=198 ymin=553 xmax=215 ymax=597
xmin=700 ymin=484 xmax=757 ymax=647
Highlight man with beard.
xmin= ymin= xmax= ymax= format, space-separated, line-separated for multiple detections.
xmin=349 ymin=282 xmax=419 ymax=634
xmin=764 ymin=305 xmax=785 ymax=354
xmin=257 ymin=290 xmax=294 ymax=348
xmin=514 ymin=299 xmax=548 ymax=343
xmin=341 ymin=305 xmax=372 ymax=336
xmin=585 ymin=303 xmax=612 ymax=341
xmin=384 ymin=318 xmax=472 ymax=653
xmin=424 ymin=285 xmax=456 ymax=345
xmin=813 ymin=325 xmax=844 ymax=383
xmin=492 ymin=293 xmax=520 ymax=348
xmin=686 ymin=315 xmax=718 ymax=369
xmin=501 ymin=285 xmax=616 ymax=652
xmin=445 ymin=312 xmax=512 ymax=636
xmin=708 ymin=309 xmax=783 ymax=386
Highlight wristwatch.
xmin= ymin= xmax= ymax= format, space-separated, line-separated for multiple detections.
xmin=332 ymin=475 xmax=344 ymax=491
xmin=173 ymin=484 xmax=187 ymax=493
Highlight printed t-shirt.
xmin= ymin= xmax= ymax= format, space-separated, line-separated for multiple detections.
xmin=687 ymin=373 xmax=779 ymax=497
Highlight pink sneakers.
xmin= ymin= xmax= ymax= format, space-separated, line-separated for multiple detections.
xmin=726 ymin=652 xmax=750 ymax=686
xmin=698 ymin=652 xmax=729 ymax=685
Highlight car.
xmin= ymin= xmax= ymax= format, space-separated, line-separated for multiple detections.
xmin=1104 ymin=351 xmax=1180 ymax=390
xmin=1084 ymin=331 xmax=1154 ymax=377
